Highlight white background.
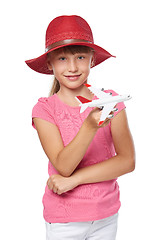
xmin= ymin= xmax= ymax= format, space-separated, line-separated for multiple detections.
xmin=0 ymin=0 xmax=160 ymax=239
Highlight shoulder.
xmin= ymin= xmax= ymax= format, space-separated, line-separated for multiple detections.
xmin=32 ymin=94 xmax=57 ymax=129
xmin=32 ymin=94 xmax=56 ymax=112
xmin=36 ymin=94 xmax=56 ymax=106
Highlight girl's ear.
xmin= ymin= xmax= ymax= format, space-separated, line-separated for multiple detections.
xmin=90 ymin=51 xmax=96 ymax=67
xmin=91 ymin=57 xmax=95 ymax=68
xmin=46 ymin=54 xmax=53 ymax=71
xmin=47 ymin=60 xmax=53 ymax=71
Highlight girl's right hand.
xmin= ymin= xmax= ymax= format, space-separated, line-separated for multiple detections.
xmin=84 ymin=107 xmax=114 ymax=130
xmin=47 ymin=174 xmax=79 ymax=195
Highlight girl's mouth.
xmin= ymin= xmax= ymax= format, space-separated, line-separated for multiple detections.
xmin=64 ymin=74 xmax=81 ymax=81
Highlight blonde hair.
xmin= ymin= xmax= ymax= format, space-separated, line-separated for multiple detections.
xmin=48 ymin=45 xmax=95 ymax=96
xmin=49 ymin=77 xmax=60 ymax=96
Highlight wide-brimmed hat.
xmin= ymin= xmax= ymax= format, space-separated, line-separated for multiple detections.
xmin=25 ymin=15 xmax=115 ymax=74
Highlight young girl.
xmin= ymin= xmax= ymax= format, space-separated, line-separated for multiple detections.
xmin=26 ymin=15 xmax=135 ymax=240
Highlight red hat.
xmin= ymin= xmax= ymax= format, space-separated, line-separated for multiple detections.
xmin=25 ymin=15 xmax=115 ymax=74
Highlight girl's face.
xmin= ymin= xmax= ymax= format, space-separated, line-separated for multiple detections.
xmin=47 ymin=48 xmax=94 ymax=90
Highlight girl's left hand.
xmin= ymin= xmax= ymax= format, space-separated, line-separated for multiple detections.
xmin=47 ymin=174 xmax=79 ymax=195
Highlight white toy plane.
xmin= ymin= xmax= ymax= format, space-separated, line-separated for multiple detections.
xmin=75 ymin=84 xmax=131 ymax=125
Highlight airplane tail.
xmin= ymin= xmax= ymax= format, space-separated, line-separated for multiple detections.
xmin=80 ymin=104 xmax=88 ymax=113
xmin=75 ymin=96 xmax=91 ymax=113
xmin=76 ymin=96 xmax=92 ymax=103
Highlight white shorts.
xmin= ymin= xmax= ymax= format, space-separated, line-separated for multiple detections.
xmin=45 ymin=213 xmax=118 ymax=240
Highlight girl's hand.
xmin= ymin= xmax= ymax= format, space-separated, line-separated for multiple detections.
xmin=47 ymin=174 xmax=79 ymax=195
xmin=85 ymin=107 xmax=117 ymax=129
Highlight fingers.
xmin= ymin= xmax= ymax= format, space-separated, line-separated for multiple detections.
xmin=48 ymin=180 xmax=61 ymax=194
xmin=47 ymin=178 xmax=52 ymax=190
xmin=53 ymin=187 xmax=60 ymax=194
xmin=47 ymin=175 xmax=63 ymax=195
xmin=47 ymin=176 xmax=56 ymax=191
xmin=52 ymin=185 xmax=61 ymax=195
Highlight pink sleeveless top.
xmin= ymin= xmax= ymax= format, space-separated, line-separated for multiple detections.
xmin=32 ymin=90 xmax=125 ymax=223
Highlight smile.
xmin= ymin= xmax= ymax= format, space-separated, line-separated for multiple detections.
xmin=64 ymin=74 xmax=81 ymax=81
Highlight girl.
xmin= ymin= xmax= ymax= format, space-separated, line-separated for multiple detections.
xmin=26 ymin=15 xmax=135 ymax=240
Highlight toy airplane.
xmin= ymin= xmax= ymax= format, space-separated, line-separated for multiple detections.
xmin=75 ymin=84 xmax=131 ymax=125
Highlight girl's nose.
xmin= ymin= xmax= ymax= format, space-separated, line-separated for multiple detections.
xmin=68 ymin=59 xmax=78 ymax=72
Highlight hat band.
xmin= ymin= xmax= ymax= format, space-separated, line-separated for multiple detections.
xmin=45 ymin=39 xmax=92 ymax=52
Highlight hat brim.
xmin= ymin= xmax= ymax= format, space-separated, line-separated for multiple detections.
xmin=25 ymin=42 xmax=115 ymax=75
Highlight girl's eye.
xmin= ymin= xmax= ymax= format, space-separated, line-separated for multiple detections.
xmin=78 ymin=56 xmax=85 ymax=60
xmin=59 ymin=57 xmax=66 ymax=61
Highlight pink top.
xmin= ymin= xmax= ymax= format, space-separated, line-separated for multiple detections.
xmin=32 ymin=90 xmax=125 ymax=223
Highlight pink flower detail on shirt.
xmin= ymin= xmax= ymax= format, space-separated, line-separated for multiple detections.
xmin=38 ymin=97 xmax=48 ymax=103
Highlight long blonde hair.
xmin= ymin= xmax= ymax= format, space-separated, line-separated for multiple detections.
xmin=49 ymin=77 xmax=60 ymax=96
xmin=48 ymin=45 xmax=94 ymax=96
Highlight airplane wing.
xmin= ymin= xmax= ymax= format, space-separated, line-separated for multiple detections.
xmin=99 ymin=103 xmax=116 ymax=125
xmin=85 ymin=84 xmax=111 ymax=99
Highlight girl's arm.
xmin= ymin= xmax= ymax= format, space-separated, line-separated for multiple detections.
xmin=47 ymin=110 xmax=135 ymax=195
xmin=72 ymin=109 xmax=135 ymax=184
xmin=33 ymin=108 xmax=109 ymax=177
